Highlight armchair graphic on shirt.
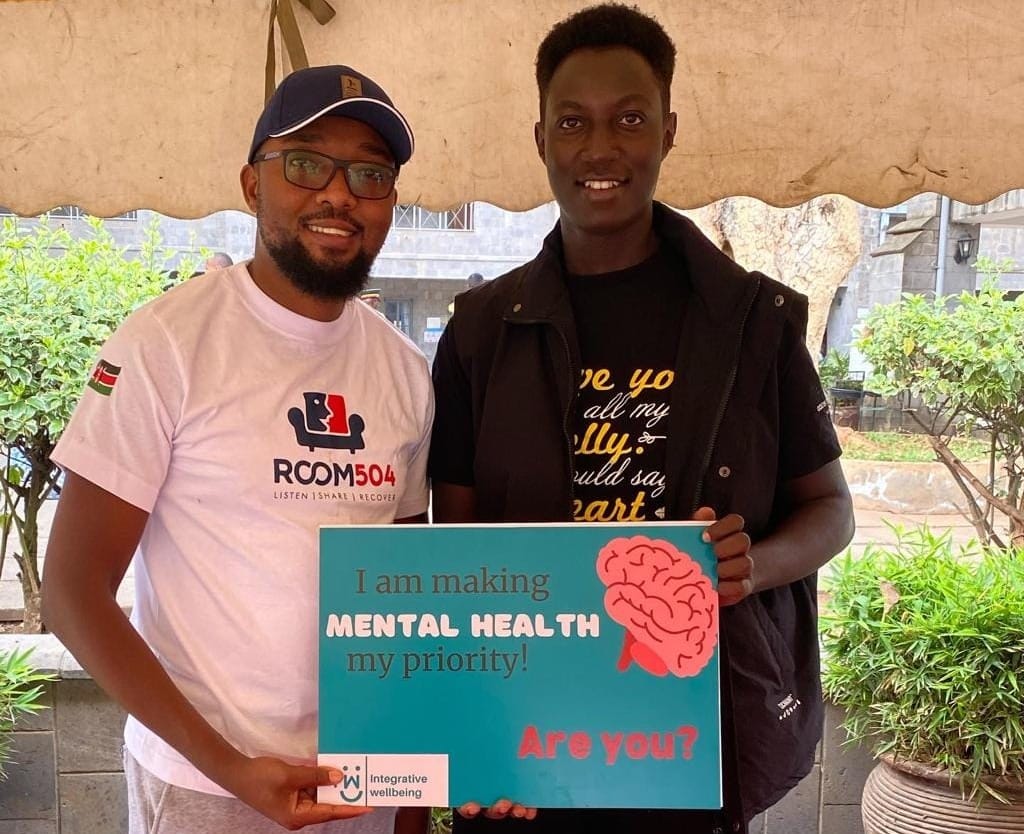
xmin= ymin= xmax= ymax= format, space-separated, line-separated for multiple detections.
xmin=288 ymin=392 xmax=366 ymax=453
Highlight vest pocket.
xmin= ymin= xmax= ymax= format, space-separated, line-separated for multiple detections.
xmin=723 ymin=597 xmax=800 ymax=728
xmin=750 ymin=596 xmax=797 ymax=681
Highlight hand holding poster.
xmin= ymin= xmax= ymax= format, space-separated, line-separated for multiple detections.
xmin=318 ymin=523 xmax=721 ymax=810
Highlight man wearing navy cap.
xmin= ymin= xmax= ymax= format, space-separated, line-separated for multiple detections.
xmin=43 ymin=66 xmax=432 ymax=833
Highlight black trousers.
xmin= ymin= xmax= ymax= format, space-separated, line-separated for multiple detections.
xmin=453 ymin=809 xmax=740 ymax=834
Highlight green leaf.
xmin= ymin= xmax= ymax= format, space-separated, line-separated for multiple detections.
xmin=821 ymin=528 xmax=1024 ymax=800
xmin=1 ymin=215 xmax=176 ymax=620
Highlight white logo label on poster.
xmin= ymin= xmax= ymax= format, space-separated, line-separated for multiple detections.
xmin=318 ymin=753 xmax=449 ymax=807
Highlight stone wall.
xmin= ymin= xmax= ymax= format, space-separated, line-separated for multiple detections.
xmin=825 ymin=192 xmax=1024 ymax=370
xmin=0 ymin=637 xmax=876 ymax=834
xmin=375 ymin=203 xmax=558 ymax=280
xmin=371 ymin=275 xmax=466 ymax=364
xmin=841 ymin=458 xmax=994 ymax=515
xmin=979 ymin=225 xmax=1024 ymax=289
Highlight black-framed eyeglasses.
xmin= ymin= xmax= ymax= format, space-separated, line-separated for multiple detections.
xmin=252 ymin=149 xmax=397 ymax=200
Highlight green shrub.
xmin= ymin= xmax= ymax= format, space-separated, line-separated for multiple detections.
xmin=0 ymin=215 xmax=198 ymax=631
xmin=0 ymin=647 xmax=55 ymax=779
xmin=856 ymin=259 xmax=1024 ymax=546
xmin=821 ymin=526 xmax=1024 ymax=800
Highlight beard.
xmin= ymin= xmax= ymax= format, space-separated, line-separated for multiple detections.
xmin=262 ymin=233 xmax=372 ymax=301
xmin=258 ymin=203 xmax=375 ymax=301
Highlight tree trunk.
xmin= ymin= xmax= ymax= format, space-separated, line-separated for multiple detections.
xmin=13 ymin=453 xmax=45 ymax=633
xmin=17 ymin=564 xmax=42 ymax=634
xmin=925 ymin=431 xmax=1024 ymax=548
xmin=685 ymin=196 xmax=863 ymax=356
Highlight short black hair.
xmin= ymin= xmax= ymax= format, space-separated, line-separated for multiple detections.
xmin=535 ymin=3 xmax=676 ymax=116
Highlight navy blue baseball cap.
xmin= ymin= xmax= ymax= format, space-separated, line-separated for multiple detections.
xmin=248 ymin=65 xmax=414 ymax=165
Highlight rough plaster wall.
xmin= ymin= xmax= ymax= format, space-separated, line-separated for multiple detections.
xmin=1 ymin=1 xmax=1023 ymax=217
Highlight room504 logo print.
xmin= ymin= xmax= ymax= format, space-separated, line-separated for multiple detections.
xmin=274 ymin=391 xmax=399 ymax=492
xmin=288 ymin=391 xmax=366 ymax=452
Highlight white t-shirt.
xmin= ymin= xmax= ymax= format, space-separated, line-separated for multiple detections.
xmin=52 ymin=263 xmax=433 ymax=802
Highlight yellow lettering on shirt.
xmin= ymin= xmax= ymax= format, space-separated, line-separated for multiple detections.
xmin=574 ymin=422 xmax=632 ymax=465
xmin=629 ymin=368 xmax=675 ymax=398
xmin=572 ymin=493 xmax=647 ymax=522
xmin=580 ymin=368 xmax=614 ymax=391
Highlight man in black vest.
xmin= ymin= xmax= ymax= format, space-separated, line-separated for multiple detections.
xmin=429 ymin=4 xmax=855 ymax=833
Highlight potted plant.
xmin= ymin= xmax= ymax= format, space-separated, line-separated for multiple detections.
xmin=818 ymin=348 xmax=866 ymax=428
xmin=821 ymin=525 xmax=1024 ymax=833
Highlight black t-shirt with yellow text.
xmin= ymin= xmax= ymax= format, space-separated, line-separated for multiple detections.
xmin=566 ymin=246 xmax=684 ymax=524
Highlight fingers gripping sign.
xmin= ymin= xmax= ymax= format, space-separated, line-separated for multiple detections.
xmin=228 ymin=757 xmax=375 ymax=830
xmin=693 ymin=507 xmax=754 ymax=607
xmin=459 ymin=798 xmax=539 ymax=822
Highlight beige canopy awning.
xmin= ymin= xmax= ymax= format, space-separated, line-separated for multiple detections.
xmin=1 ymin=1 xmax=1022 ymax=217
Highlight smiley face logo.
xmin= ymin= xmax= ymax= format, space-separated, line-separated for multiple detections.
xmin=340 ymin=764 xmax=363 ymax=802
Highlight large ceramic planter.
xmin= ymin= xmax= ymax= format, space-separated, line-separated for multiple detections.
xmin=862 ymin=755 xmax=1024 ymax=833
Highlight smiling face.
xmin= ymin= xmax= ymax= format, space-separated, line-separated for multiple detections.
xmin=536 ymin=47 xmax=676 ymax=242
xmin=241 ymin=115 xmax=397 ymax=301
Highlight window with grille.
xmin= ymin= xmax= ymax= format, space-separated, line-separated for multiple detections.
xmin=393 ymin=203 xmax=473 ymax=231
xmin=877 ymin=211 xmax=906 ymax=244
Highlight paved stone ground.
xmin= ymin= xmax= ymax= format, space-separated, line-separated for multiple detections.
xmin=1 ymin=499 xmax=980 ymax=622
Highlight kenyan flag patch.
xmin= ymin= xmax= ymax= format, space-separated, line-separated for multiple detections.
xmin=87 ymin=359 xmax=121 ymax=396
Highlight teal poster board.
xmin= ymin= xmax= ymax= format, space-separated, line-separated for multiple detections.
xmin=318 ymin=523 xmax=721 ymax=810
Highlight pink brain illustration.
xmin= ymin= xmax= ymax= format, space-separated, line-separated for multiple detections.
xmin=596 ymin=536 xmax=718 ymax=678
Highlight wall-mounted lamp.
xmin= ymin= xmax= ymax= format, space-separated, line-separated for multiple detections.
xmin=953 ymin=236 xmax=976 ymax=264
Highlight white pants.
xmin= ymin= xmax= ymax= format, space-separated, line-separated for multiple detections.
xmin=124 ymin=749 xmax=397 ymax=834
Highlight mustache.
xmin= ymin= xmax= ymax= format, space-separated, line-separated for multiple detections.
xmin=299 ymin=208 xmax=364 ymax=231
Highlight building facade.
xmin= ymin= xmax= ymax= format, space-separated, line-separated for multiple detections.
xmin=1 ymin=201 xmax=559 ymax=363
xmin=825 ymin=191 xmax=1024 ymax=376
xmin=6 ymin=190 xmax=1023 ymax=368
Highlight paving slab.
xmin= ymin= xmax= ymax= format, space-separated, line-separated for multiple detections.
xmin=820 ymin=803 xmax=865 ymax=834
xmin=0 ymin=501 xmax=56 ymax=582
xmin=822 ymin=706 xmax=878 ymax=806
xmin=2 ymin=520 xmax=134 ymax=625
xmin=0 ymin=732 xmax=56 ymax=820
xmin=13 ymin=683 xmax=54 ymax=733
xmin=59 ymin=773 xmax=128 ymax=834
xmin=764 ymin=765 xmax=820 ymax=834
xmin=0 ymin=822 xmax=57 ymax=834
xmin=55 ymin=680 xmax=127 ymax=773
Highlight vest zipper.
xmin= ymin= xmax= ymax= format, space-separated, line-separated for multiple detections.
xmin=554 ymin=323 xmax=577 ymax=518
xmin=502 ymin=314 xmax=577 ymax=519
xmin=689 ymin=278 xmax=761 ymax=515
